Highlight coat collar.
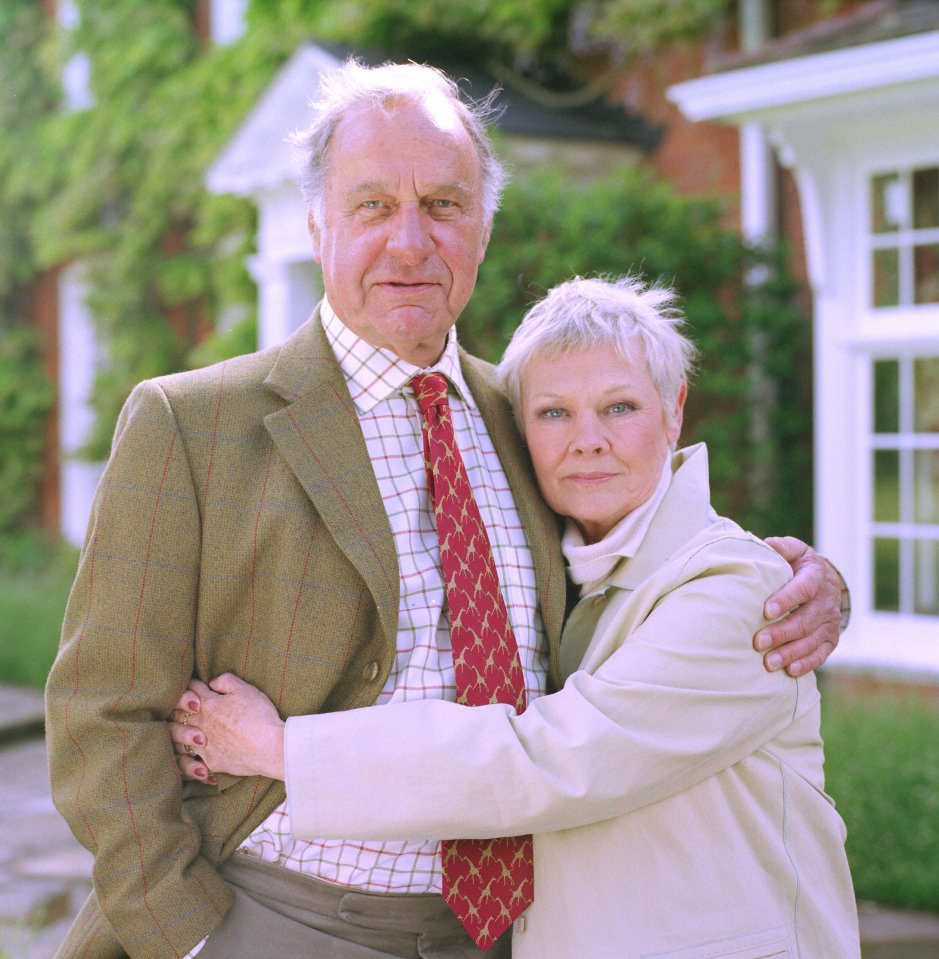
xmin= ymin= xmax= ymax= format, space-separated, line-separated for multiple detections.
xmin=606 ymin=443 xmax=714 ymax=592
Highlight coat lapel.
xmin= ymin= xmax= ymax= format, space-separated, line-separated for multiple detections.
xmin=609 ymin=443 xmax=714 ymax=592
xmin=263 ymin=312 xmax=400 ymax=650
xmin=559 ymin=444 xmax=713 ymax=681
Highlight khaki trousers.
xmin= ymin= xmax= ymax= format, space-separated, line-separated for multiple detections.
xmin=196 ymin=854 xmax=512 ymax=959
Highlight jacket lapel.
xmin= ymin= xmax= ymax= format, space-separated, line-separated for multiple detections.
xmin=461 ymin=351 xmax=566 ymax=691
xmin=263 ymin=312 xmax=400 ymax=650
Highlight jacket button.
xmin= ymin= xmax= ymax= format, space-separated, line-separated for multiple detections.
xmin=362 ymin=661 xmax=380 ymax=682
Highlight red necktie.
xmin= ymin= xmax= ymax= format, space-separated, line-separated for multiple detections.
xmin=412 ymin=372 xmax=534 ymax=951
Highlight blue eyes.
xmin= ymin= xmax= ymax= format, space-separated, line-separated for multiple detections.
xmin=360 ymin=199 xmax=456 ymax=212
xmin=540 ymin=404 xmax=633 ymax=419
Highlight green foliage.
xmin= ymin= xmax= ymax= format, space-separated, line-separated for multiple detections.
xmin=251 ymin=0 xmax=729 ymax=75
xmin=821 ymin=687 xmax=939 ymax=911
xmin=0 ymin=530 xmax=77 ymax=688
xmin=586 ymin=0 xmax=728 ymax=54
xmin=0 ymin=1 xmax=59 ymax=538
xmin=464 ymin=165 xmax=812 ymax=537
xmin=19 ymin=1 xmax=278 ymax=459
xmin=0 ymin=329 xmax=55 ymax=534
xmin=186 ymin=314 xmax=258 ymax=370
xmin=0 ymin=0 xmax=59 ymax=293
xmin=316 ymin=0 xmax=573 ymax=67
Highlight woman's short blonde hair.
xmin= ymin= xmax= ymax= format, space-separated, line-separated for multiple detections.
xmin=497 ymin=275 xmax=699 ymax=429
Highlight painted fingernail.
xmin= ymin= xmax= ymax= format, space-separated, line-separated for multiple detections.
xmin=755 ymin=632 xmax=771 ymax=651
xmin=187 ymin=700 xmax=200 ymax=712
xmin=194 ymin=734 xmax=206 ymax=747
xmin=195 ymin=766 xmax=208 ymax=778
xmin=765 ymin=652 xmax=782 ymax=671
xmin=206 ymin=776 xmax=217 ymax=786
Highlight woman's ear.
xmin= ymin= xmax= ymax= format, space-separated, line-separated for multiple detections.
xmin=667 ymin=381 xmax=688 ymax=446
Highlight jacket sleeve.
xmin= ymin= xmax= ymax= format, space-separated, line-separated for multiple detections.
xmin=45 ymin=380 xmax=233 ymax=959
xmin=285 ymin=534 xmax=805 ymax=840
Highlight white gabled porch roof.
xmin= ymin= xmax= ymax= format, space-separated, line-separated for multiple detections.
xmin=206 ymin=44 xmax=343 ymax=198
xmin=668 ymin=28 xmax=939 ymax=126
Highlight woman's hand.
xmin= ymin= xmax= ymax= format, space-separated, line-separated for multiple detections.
xmin=169 ymin=674 xmax=286 ymax=782
xmin=755 ymin=537 xmax=846 ymax=677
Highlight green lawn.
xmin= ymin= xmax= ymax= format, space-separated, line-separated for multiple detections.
xmin=821 ymin=682 xmax=939 ymax=912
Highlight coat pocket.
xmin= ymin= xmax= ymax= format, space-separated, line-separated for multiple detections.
xmin=642 ymin=926 xmax=791 ymax=959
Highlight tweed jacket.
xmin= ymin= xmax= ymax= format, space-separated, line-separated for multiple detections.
xmin=282 ymin=445 xmax=860 ymax=958
xmin=44 ymin=309 xmax=567 ymax=959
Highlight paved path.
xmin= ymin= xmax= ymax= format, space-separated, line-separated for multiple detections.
xmin=3 ymin=683 xmax=939 ymax=958
xmin=0 ymin=688 xmax=92 ymax=959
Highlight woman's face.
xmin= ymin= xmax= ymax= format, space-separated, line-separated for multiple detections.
xmin=520 ymin=347 xmax=686 ymax=545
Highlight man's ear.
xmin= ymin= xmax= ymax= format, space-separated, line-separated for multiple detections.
xmin=308 ymin=209 xmax=322 ymax=263
xmin=478 ymin=217 xmax=493 ymax=264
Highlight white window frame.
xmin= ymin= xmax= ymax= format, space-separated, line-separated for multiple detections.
xmin=846 ymin=146 xmax=939 ymax=665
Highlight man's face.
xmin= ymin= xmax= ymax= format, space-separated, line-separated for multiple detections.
xmin=311 ymin=96 xmax=492 ymax=367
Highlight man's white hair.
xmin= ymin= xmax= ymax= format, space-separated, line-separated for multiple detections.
xmin=292 ymin=59 xmax=508 ymax=227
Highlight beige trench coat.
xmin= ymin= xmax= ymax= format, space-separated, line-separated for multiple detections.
xmin=284 ymin=444 xmax=860 ymax=959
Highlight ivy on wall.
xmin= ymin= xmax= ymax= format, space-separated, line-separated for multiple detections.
xmin=0 ymin=0 xmax=59 ymax=533
xmin=25 ymin=1 xmax=297 ymax=459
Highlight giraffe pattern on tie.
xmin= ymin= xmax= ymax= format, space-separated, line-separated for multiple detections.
xmin=412 ymin=372 xmax=534 ymax=951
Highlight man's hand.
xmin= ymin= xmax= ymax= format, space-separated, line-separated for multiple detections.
xmin=756 ymin=536 xmax=846 ymax=677
xmin=169 ymin=674 xmax=286 ymax=782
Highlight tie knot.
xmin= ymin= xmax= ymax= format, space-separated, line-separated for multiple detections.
xmin=412 ymin=372 xmax=449 ymax=415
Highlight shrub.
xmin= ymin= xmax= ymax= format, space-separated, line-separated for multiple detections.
xmin=0 ymin=329 xmax=55 ymax=533
xmin=0 ymin=531 xmax=77 ymax=688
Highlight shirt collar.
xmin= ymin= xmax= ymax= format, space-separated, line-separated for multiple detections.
xmin=321 ymin=298 xmax=475 ymax=414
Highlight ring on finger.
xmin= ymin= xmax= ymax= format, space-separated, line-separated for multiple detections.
xmin=179 ymin=711 xmax=191 ymax=726
xmin=184 ymin=743 xmax=196 ymax=757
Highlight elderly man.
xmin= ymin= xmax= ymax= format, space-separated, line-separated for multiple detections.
xmin=46 ymin=59 xmax=845 ymax=959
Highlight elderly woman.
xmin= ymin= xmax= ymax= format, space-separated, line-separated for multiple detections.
xmin=172 ymin=276 xmax=860 ymax=957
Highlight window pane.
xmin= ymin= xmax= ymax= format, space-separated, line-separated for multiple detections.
xmin=872 ymin=173 xmax=903 ymax=232
xmin=873 ymin=538 xmax=900 ymax=611
xmin=915 ymin=451 xmax=939 ymax=523
xmin=915 ymin=539 xmax=939 ymax=615
xmin=913 ymin=167 xmax=939 ymax=229
xmin=914 ymin=244 xmax=939 ymax=304
xmin=874 ymin=359 xmax=899 ymax=433
xmin=873 ymin=248 xmax=899 ymax=307
xmin=914 ymin=358 xmax=939 ymax=432
xmin=874 ymin=450 xmax=900 ymax=522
